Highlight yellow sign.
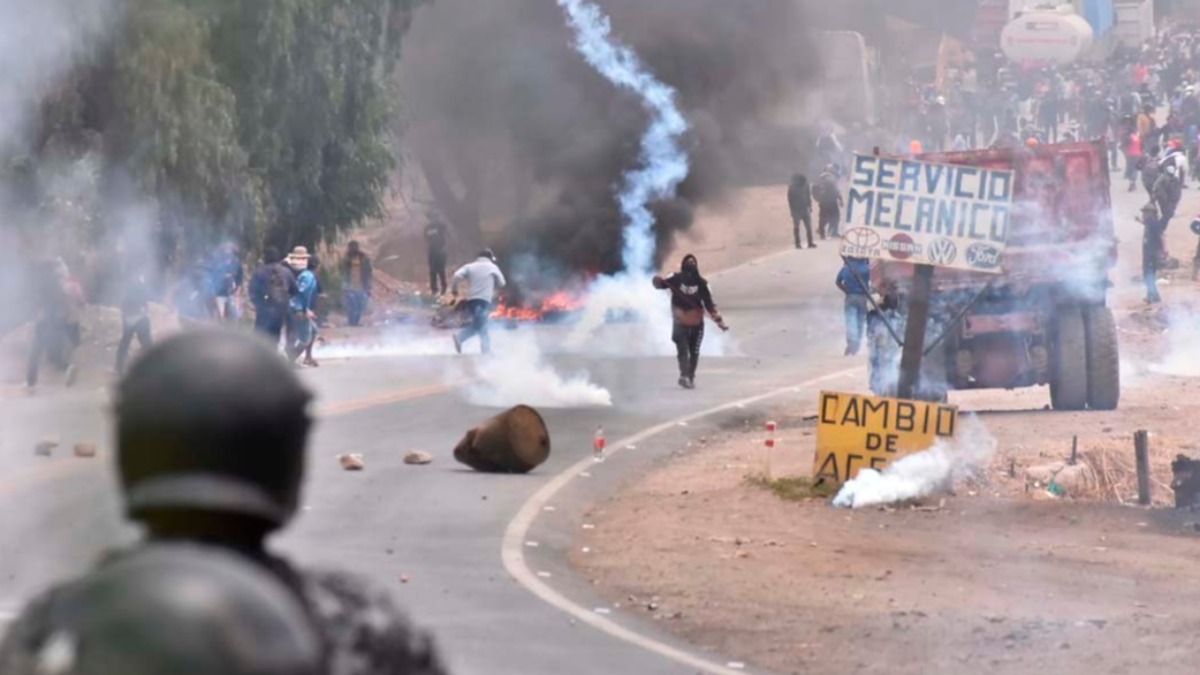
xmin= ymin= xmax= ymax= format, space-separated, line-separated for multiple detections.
xmin=814 ymin=391 xmax=957 ymax=484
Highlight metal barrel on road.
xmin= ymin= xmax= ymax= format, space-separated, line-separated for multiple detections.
xmin=454 ymin=405 xmax=551 ymax=473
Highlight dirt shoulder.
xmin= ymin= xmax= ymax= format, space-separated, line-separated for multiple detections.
xmin=576 ymin=379 xmax=1200 ymax=674
xmin=574 ymin=187 xmax=1200 ymax=674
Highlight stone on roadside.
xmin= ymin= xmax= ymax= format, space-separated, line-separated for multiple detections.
xmin=73 ymin=443 xmax=98 ymax=458
xmin=1024 ymin=462 xmax=1065 ymax=486
xmin=404 ymin=450 xmax=434 ymax=465
xmin=339 ymin=454 xmax=365 ymax=471
xmin=35 ymin=440 xmax=58 ymax=456
xmin=1053 ymin=463 xmax=1098 ymax=494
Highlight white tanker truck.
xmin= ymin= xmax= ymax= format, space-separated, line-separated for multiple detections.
xmin=1000 ymin=3 xmax=1097 ymax=65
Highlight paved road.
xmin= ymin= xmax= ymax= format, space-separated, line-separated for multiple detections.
xmin=0 ymin=237 xmax=851 ymax=673
xmin=0 ymin=168 xmax=1168 ymax=673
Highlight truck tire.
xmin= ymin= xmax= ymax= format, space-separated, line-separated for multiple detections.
xmin=1050 ymin=307 xmax=1088 ymax=411
xmin=1084 ymin=306 xmax=1120 ymax=410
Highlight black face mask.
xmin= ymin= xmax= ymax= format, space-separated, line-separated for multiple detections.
xmin=681 ymin=260 xmax=700 ymax=282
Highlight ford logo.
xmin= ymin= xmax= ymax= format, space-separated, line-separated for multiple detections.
xmin=966 ymin=243 xmax=1003 ymax=270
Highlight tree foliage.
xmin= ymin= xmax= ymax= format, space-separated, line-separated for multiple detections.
xmin=14 ymin=0 xmax=420 ymax=258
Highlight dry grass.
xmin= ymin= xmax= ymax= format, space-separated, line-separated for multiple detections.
xmin=1080 ymin=443 xmax=1176 ymax=507
xmin=744 ymin=473 xmax=838 ymax=502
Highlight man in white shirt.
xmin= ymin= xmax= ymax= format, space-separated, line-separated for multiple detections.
xmin=451 ymin=249 xmax=506 ymax=354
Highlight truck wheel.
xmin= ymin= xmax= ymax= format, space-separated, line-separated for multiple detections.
xmin=1050 ymin=307 xmax=1088 ymax=411
xmin=1084 ymin=306 xmax=1120 ymax=410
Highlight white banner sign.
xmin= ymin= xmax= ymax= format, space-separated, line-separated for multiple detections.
xmin=839 ymin=154 xmax=1013 ymax=273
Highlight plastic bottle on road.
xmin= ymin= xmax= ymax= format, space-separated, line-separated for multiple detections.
xmin=593 ymin=426 xmax=606 ymax=463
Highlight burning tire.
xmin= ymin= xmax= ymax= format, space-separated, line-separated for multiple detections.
xmin=1084 ymin=305 xmax=1120 ymax=411
xmin=1050 ymin=307 xmax=1088 ymax=411
xmin=453 ymin=405 xmax=551 ymax=473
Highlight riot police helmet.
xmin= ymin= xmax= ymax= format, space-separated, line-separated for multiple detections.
xmin=115 ymin=329 xmax=312 ymax=528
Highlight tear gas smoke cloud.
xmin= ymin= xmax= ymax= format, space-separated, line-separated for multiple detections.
xmin=832 ymin=415 xmax=996 ymax=509
xmin=402 ymin=0 xmax=819 ymax=274
xmin=0 ymin=0 xmax=120 ymax=335
xmin=0 ymin=0 xmax=115 ymax=157
xmin=314 ymin=325 xmax=612 ymax=408
xmin=555 ymin=0 xmax=688 ymax=275
xmin=456 ymin=330 xmax=612 ymax=409
xmin=554 ymin=0 xmax=689 ymax=350
xmin=1151 ymin=304 xmax=1200 ymax=377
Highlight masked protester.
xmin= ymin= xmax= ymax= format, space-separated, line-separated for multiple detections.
xmin=0 ymin=330 xmax=447 ymax=675
xmin=653 ymin=254 xmax=729 ymax=389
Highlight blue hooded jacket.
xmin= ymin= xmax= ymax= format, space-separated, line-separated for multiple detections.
xmin=836 ymin=258 xmax=870 ymax=296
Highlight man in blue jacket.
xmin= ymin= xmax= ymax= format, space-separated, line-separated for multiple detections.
xmin=836 ymin=257 xmax=871 ymax=356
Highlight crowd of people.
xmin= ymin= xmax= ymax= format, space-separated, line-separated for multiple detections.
xmin=795 ymin=25 xmax=1200 ymax=350
xmin=23 ymin=239 xmax=378 ymax=391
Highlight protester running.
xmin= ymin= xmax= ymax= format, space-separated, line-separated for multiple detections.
xmin=451 ymin=249 xmax=506 ymax=355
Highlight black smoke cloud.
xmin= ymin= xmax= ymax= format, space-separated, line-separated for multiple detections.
xmin=401 ymin=0 xmax=821 ymax=282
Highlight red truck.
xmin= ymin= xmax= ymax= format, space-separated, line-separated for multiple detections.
xmin=869 ymin=140 xmax=1120 ymax=411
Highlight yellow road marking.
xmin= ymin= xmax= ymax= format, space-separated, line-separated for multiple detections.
xmin=317 ymin=382 xmax=458 ymax=417
xmin=0 ymin=457 xmax=97 ymax=499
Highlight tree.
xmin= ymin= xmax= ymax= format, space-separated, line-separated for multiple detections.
xmin=206 ymin=0 xmax=420 ymax=250
xmin=7 ymin=0 xmax=423 ymax=262
xmin=108 ymin=0 xmax=259 ymax=252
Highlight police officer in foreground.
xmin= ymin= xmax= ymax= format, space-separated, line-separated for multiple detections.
xmin=0 ymin=544 xmax=323 ymax=675
xmin=0 ymin=329 xmax=447 ymax=675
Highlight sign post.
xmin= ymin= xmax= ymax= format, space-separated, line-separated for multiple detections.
xmin=896 ymin=264 xmax=933 ymax=399
xmin=840 ymin=153 xmax=1014 ymax=399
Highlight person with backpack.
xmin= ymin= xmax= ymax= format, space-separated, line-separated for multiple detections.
xmin=813 ymin=168 xmax=843 ymax=239
xmin=248 ymin=246 xmax=297 ymax=345
xmin=1153 ymin=163 xmax=1183 ymax=232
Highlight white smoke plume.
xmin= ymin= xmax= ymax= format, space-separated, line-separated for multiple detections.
xmin=832 ymin=415 xmax=996 ymax=509
xmin=456 ymin=330 xmax=612 ymax=408
xmin=554 ymin=0 xmax=704 ymax=355
xmin=0 ymin=0 xmax=115 ymax=155
xmin=1151 ymin=305 xmax=1200 ymax=378
xmin=555 ymin=0 xmax=689 ymax=275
